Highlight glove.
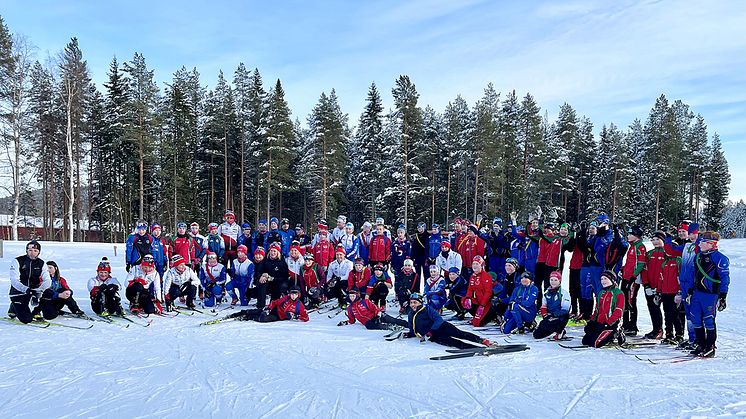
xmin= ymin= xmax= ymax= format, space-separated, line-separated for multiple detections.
xmin=718 ymin=296 xmax=727 ymax=312
xmin=126 ymin=263 xmax=131 ymax=273
xmin=644 ymin=287 xmax=656 ymax=297
xmin=286 ymin=312 xmax=296 ymax=320
xmin=653 ymin=293 xmax=661 ymax=306
xmin=25 ymin=287 xmax=35 ymax=296
xmin=674 ymin=293 xmax=682 ymax=305
xmin=475 ymin=305 xmax=485 ymax=318
xmin=337 ymin=320 xmax=349 ymax=326
xmin=462 ymin=298 xmax=472 ymax=310
xmin=420 ymin=331 xmax=432 ymax=342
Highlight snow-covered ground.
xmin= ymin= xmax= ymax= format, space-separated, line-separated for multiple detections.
xmin=0 ymin=239 xmax=744 ymax=418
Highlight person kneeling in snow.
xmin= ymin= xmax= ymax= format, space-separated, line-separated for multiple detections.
xmin=125 ymin=254 xmax=163 ymax=314
xmin=338 ymin=288 xmax=408 ymax=330
xmin=582 ymin=270 xmax=625 ymax=348
xmin=404 ymin=292 xmax=493 ymax=349
xmin=31 ymin=261 xmax=85 ymax=320
xmin=502 ymin=272 xmax=539 ymax=334
xmin=163 ymin=255 xmax=199 ymax=310
xmin=228 ymin=286 xmax=309 ymax=322
xmin=87 ymin=259 xmax=123 ymax=316
xmin=534 ymin=271 xmax=571 ymax=340
xmin=199 ymin=251 xmax=227 ymax=308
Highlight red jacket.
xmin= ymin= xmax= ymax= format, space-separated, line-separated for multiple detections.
xmin=313 ymin=240 xmax=335 ymax=268
xmin=569 ymin=242 xmax=584 ymax=270
xmin=169 ymin=234 xmax=195 ymax=265
xmin=346 ymin=298 xmax=381 ymax=325
xmin=453 ymin=232 xmax=467 ymax=254
xmin=622 ymin=241 xmax=647 ymax=280
xmin=302 ymin=264 xmax=322 ymax=290
xmin=369 ymin=235 xmax=391 ymax=262
xmin=593 ymin=287 xmax=624 ymax=325
xmin=459 ymin=236 xmax=485 ymax=267
xmin=348 ymin=267 xmax=371 ymax=291
xmin=643 ymin=247 xmax=680 ymax=294
xmin=269 ymin=295 xmax=309 ymax=322
xmin=465 ymin=270 xmax=492 ymax=307
xmin=537 ymin=232 xmax=554 ymax=264
xmin=544 ymin=235 xmax=572 ymax=268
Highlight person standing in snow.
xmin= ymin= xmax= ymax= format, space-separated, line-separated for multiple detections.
xmin=170 ymin=222 xmax=195 ymax=269
xmin=426 ymin=223 xmax=444 ymax=274
xmin=390 ymin=225 xmax=411 ymax=276
xmin=148 ymin=223 xmax=168 ymax=277
xmin=358 ymin=222 xmax=374 ymax=266
xmin=218 ymin=210 xmax=241 ymax=269
xmin=331 ymin=215 xmax=347 ymax=245
xmin=368 ymin=223 xmax=392 ymax=269
xmin=265 ymin=217 xmax=283 ymax=250
xmin=8 ymin=241 xmax=52 ymax=323
xmin=411 ymin=222 xmax=429 ymax=280
xmin=620 ymin=225 xmax=646 ymax=336
xmin=237 ymin=223 xmax=255 ymax=256
xmin=338 ymin=222 xmax=360 ymax=262
xmin=189 ymin=222 xmax=207 ymax=271
xmin=206 ymin=223 xmax=225 ymax=260
xmin=279 ymin=218 xmax=295 ymax=256
xmin=687 ymin=231 xmax=729 ymax=358
xmin=125 ymin=220 xmax=152 ymax=273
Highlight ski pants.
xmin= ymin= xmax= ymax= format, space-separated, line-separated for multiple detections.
xmin=644 ymin=290 xmax=663 ymax=333
xmin=167 ymin=283 xmax=197 ymax=307
xmin=533 ymin=314 xmax=570 ymax=339
xmin=621 ymin=276 xmax=640 ymax=332
xmin=368 ymin=282 xmax=389 ymax=307
xmin=364 ymin=314 xmax=408 ymax=331
xmin=35 ymin=288 xmax=82 ymax=320
xmin=661 ymin=293 xmax=683 ymax=337
xmin=91 ymin=284 xmax=122 ymax=315
xmin=126 ymin=282 xmax=156 ymax=314
xmin=226 ymin=278 xmax=250 ymax=306
xmin=430 ymin=321 xmax=485 ymax=349
xmin=201 ymin=283 xmax=225 ymax=308
xmin=690 ymin=291 xmax=718 ymax=331
xmin=502 ymin=303 xmax=536 ymax=334
xmin=582 ymin=320 xmax=617 ymax=348
xmin=569 ymin=268 xmax=581 ymax=315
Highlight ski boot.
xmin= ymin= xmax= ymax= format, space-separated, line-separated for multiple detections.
xmin=624 ymin=328 xmax=638 ymax=337
xmin=643 ymin=329 xmax=662 ymax=340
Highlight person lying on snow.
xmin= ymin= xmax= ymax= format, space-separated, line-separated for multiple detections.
xmin=582 ymin=270 xmax=625 ymax=348
xmin=337 ymin=288 xmax=408 ymax=330
xmin=226 ymin=286 xmax=309 ymax=322
xmin=402 ymin=292 xmax=493 ymax=349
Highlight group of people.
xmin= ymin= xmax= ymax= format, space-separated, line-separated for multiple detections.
xmin=7 ymin=210 xmax=731 ymax=357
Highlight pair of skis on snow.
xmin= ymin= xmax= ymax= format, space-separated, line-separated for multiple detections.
xmin=382 ymin=328 xmax=531 ymax=360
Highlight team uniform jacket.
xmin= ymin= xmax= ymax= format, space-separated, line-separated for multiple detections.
xmin=435 ymin=250 xmax=463 ymax=274
xmin=541 ymin=287 xmax=571 ymax=317
xmin=126 ymin=265 xmax=163 ymax=300
xmin=163 ymin=266 xmax=199 ymax=291
xmin=622 ymin=240 xmax=647 ymax=280
xmin=199 ymin=263 xmax=227 ymax=289
xmin=346 ymin=298 xmax=381 ymax=325
xmin=643 ymin=247 xmax=680 ymax=294
xmin=169 ymin=233 xmax=196 ymax=266
xmin=366 ymin=273 xmax=392 ymax=294
xmin=218 ymin=222 xmax=240 ymax=253
xmin=87 ymin=276 xmax=122 ymax=298
xmin=126 ymin=232 xmax=153 ymax=266
xmin=592 ymin=286 xmax=625 ymax=325
xmin=348 ymin=267 xmax=372 ymax=291
xmin=268 ymin=295 xmax=309 ymax=321
xmin=369 ymin=234 xmax=392 ymax=263
xmin=464 ymin=270 xmax=493 ymax=308
xmin=230 ymin=258 xmax=255 ymax=287
xmin=327 ymin=259 xmax=354 ymax=283
xmin=9 ymin=255 xmax=51 ymax=296
xmin=459 ymin=236 xmax=486 ymax=268
xmin=338 ymin=233 xmax=360 ymax=261
xmin=312 ymin=240 xmax=335 ymax=268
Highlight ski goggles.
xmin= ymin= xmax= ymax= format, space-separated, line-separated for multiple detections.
xmin=136 ymin=222 xmax=148 ymax=229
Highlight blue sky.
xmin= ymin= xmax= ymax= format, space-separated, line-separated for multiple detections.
xmin=3 ymin=0 xmax=745 ymax=199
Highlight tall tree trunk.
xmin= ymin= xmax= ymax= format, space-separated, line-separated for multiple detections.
xmin=240 ymin=134 xmax=245 ymax=221
xmin=224 ymin=132 xmax=229 ymax=211
xmin=473 ymin=166 xmax=479 ymax=221
xmin=446 ymin=164 xmax=451 ymax=222
xmin=66 ymin=84 xmax=75 ymax=242
xmin=266 ymin=151 xmax=272 ymax=221
xmin=139 ymin=129 xmax=144 ymax=220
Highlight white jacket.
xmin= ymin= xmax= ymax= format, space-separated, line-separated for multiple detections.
xmin=126 ymin=265 xmax=163 ymax=301
xmin=436 ymin=250 xmax=463 ymax=274
xmin=163 ymin=266 xmax=198 ymax=291
xmin=327 ymin=258 xmax=354 ymax=282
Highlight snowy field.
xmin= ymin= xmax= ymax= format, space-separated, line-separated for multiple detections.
xmin=1 ymin=239 xmax=744 ymax=419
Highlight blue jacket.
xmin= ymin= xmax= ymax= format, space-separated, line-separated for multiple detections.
xmin=408 ymin=305 xmax=444 ymax=337
xmin=358 ymin=232 xmax=372 ymax=265
xmin=509 ymin=283 xmax=539 ymax=314
xmin=150 ymin=236 xmax=168 ymax=270
xmin=339 ymin=234 xmax=360 ymax=261
xmin=447 ymin=275 xmax=468 ymax=298
xmin=510 ymin=232 xmax=528 ymax=268
xmin=279 ymin=229 xmax=295 ymax=255
xmin=191 ymin=234 xmax=206 ymax=260
xmin=693 ymin=250 xmax=730 ymax=296
xmin=230 ymin=259 xmax=255 ymax=285
xmin=524 ymin=230 xmax=540 ymax=272
xmin=265 ymin=229 xmax=283 ymax=249
xmin=492 ymin=277 xmax=509 ymax=304
xmin=126 ymin=232 xmax=152 ymax=266
xmin=391 ymin=238 xmax=412 ymax=270
xmin=237 ymin=233 xmax=255 ymax=255
xmin=543 ymin=287 xmax=570 ymax=316
xmin=581 ymin=229 xmax=612 ymax=267
xmin=668 ymin=238 xmax=700 ymax=295
xmin=428 ymin=233 xmax=444 ymax=259
xmin=481 ymin=229 xmax=511 ymax=259
xmin=424 ymin=277 xmax=447 ymax=309
xmin=206 ymin=234 xmax=225 ymax=258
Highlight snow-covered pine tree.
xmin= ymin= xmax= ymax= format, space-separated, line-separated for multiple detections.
xmin=719 ymin=200 xmax=746 ymax=238
xmin=684 ymin=114 xmax=709 ymax=222
xmin=263 ymin=79 xmax=296 ymax=219
xmin=472 ymin=84 xmax=500 ymax=219
xmin=306 ymin=90 xmax=350 ymax=220
xmin=58 ymin=38 xmax=93 ymax=241
xmin=567 ymin=116 xmax=594 ymax=222
xmin=516 ymin=93 xmax=544 ymax=220
xmin=497 ymin=90 xmax=520 ymax=217
xmin=703 ymin=133 xmax=730 ymax=231
xmin=122 ymin=52 xmax=159 ymax=224
xmin=421 ymin=105 xmax=445 ymax=224
xmin=442 ymin=94 xmax=473 ymax=222
xmin=348 ymin=82 xmax=384 ymax=225
xmin=553 ymin=103 xmax=578 ymax=221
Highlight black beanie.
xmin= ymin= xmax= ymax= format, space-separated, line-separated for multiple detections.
xmin=27 ymin=240 xmax=41 ymax=252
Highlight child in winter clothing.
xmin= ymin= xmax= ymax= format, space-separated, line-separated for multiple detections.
xmin=642 ymin=231 xmax=682 ymax=341
xmin=502 ymin=272 xmax=539 ymax=334
xmin=199 ymin=252 xmax=227 ymax=308
xmin=534 ymin=271 xmax=571 ymax=340
xmin=301 ymin=253 xmax=323 ymax=308
xmin=125 ymin=255 xmax=163 ymax=314
xmin=391 ymin=225 xmax=412 ymax=275
xmin=339 ymin=288 xmax=408 ymax=330
xmin=366 ymin=263 xmax=393 ymax=308
xmin=463 ymin=256 xmax=494 ymax=327
xmin=32 ymin=261 xmax=84 ymax=320
xmin=435 ymin=241 xmax=463 ymax=277
xmin=228 ymin=286 xmax=309 ymax=322
xmin=620 ymin=225 xmax=646 ymax=336
xmin=163 ymin=255 xmax=199 ymax=309
xmin=424 ymin=265 xmax=447 ymax=311
xmin=87 ymin=259 xmax=123 ymax=316
xmin=444 ymin=267 xmax=468 ymax=319
xmin=395 ymin=259 xmax=419 ymax=312
xmin=582 ymin=270 xmax=625 ymax=348
xmin=226 ymin=245 xmax=254 ymax=306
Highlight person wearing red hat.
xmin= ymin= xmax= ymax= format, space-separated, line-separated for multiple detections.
xmin=87 ymin=258 xmax=124 ymax=316
xmin=435 ymin=240 xmax=462 ymax=278
xmin=226 ymin=245 xmax=254 ymax=306
xmin=199 ymin=251 xmax=227 ymax=309
xmin=463 ymin=255 xmax=493 ymax=327
xmin=534 ymin=271 xmax=571 ymax=340
xmin=163 ymin=255 xmax=199 ymax=310
xmin=287 ymin=242 xmax=306 ymax=291
xmin=338 ymin=288 xmax=408 ymax=330
xmin=125 ymin=254 xmax=163 ymax=314
xmin=327 ymin=245 xmax=355 ymax=308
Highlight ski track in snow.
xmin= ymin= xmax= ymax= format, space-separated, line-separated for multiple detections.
xmin=1 ymin=239 xmax=745 ymax=418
